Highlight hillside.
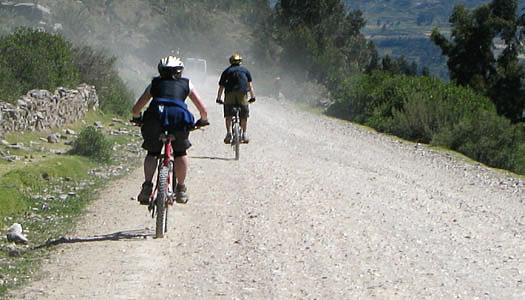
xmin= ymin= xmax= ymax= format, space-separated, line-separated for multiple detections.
xmin=0 ymin=0 xmax=259 ymax=95
xmin=344 ymin=0 xmax=525 ymax=78
xmin=3 ymin=1 xmax=523 ymax=82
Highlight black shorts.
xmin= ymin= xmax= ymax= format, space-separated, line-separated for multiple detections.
xmin=141 ymin=115 xmax=191 ymax=156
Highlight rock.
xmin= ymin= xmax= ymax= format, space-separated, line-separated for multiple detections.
xmin=65 ymin=128 xmax=76 ymax=135
xmin=6 ymin=244 xmax=24 ymax=257
xmin=47 ymin=134 xmax=58 ymax=143
xmin=15 ymin=99 xmax=27 ymax=107
xmin=2 ymin=155 xmax=17 ymax=162
xmin=6 ymin=223 xmax=29 ymax=244
xmin=1 ymin=85 xmax=99 ymax=133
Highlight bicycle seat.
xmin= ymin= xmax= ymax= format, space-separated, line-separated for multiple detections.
xmin=159 ymin=132 xmax=177 ymax=142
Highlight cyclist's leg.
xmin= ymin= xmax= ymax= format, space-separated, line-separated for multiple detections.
xmin=138 ymin=116 xmax=163 ymax=204
xmin=174 ymin=155 xmax=188 ymax=184
xmin=141 ymin=121 xmax=162 ymax=181
xmin=144 ymin=154 xmax=158 ymax=182
xmin=171 ymin=131 xmax=191 ymax=203
xmin=223 ymin=93 xmax=235 ymax=143
xmin=237 ymin=94 xmax=250 ymax=142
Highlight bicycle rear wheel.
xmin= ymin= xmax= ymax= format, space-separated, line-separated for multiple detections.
xmin=233 ymin=122 xmax=240 ymax=160
xmin=155 ymin=165 xmax=169 ymax=238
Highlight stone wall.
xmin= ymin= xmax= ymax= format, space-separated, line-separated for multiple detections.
xmin=0 ymin=84 xmax=99 ymax=133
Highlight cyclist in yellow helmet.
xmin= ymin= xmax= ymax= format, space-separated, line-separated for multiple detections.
xmin=216 ymin=53 xmax=256 ymax=143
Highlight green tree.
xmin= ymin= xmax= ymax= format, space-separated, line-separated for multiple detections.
xmin=431 ymin=0 xmax=525 ymax=122
xmin=273 ymin=0 xmax=375 ymax=87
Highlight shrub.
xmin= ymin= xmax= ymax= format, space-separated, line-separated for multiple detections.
xmin=432 ymin=111 xmax=525 ymax=173
xmin=326 ymin=71 xmax=525 ymax=174
xmin=0 ymin=27 xmax=78 ymax=102
xmin=0 ymin=56 xmax=23 ymax=101
xmin=377 ymin=76 xmax=494 ymax=143
xmin=327 ymin=72 xmax=391 ymax=123
xmin=72 ymin=46 xmax=134 ymax=115
xmin=69 ymin=126 xmax=113 ymax=163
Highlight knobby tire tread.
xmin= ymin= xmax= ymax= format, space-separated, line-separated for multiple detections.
xmin=155 ymin=166 xmax=169 ymax=238
xmin=233 ymin=123 xmax=240 ymax=160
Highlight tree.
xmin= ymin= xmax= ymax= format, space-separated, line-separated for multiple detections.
xmin=273 ymin=0 xmax=375 ymax=87
xmin=431 ymin=0 xmax=525 ymax=122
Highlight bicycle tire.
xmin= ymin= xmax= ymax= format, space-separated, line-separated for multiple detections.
xmin=155 ymin=165 xmax=169 ymax=238
xmin=233 ymin=122 xmax=240 ymax=160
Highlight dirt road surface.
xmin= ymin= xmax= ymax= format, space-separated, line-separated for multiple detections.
xmin=8 ymin=85 xmax=524 ymax=299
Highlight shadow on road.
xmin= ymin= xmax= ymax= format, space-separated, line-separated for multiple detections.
xmin=190 ymin=155 xmax=235 ymax=161
xmin=32 ymin=229 xmax=154 ymax=250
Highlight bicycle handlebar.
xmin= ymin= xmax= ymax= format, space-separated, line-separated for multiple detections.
xmin=129 ymin=118 xmax=208 ymax=131
xmin=216 ymin=97 xmax=255 ymax=104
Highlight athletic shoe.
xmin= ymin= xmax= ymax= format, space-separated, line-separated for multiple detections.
xmin=138 ymin=181 xmax=153 ymax=205
xmin=175 ymin=183 xmax=189 ymax=204
xmin=241 ymin=133 xmax=249 ymax=143
xmin=224 ymin=132 xmax=232 ymax=144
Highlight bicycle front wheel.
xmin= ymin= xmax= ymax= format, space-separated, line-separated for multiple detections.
xmin=155 ymin=165 xmax=169 ymax=238
xmin=233 ymin=122 xmax=240 ymax=160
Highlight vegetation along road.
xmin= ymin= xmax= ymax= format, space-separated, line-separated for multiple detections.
xmin=8 ymin=85 xmax=524 ymax=299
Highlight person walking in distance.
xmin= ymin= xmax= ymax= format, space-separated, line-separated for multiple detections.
xmin=273 ymin=76 xmax=281 ymax=99
xmin=132 ymin=55 xmax=208 ymax=205
xmin=216 ymin=53 xmax=256 ymax=144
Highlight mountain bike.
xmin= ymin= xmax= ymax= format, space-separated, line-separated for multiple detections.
xmin=131 ymin=117 xmax=207 ymax=238
xmin=217 ymin=100 xmax=253 ymax=160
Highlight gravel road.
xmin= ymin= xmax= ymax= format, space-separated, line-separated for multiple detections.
xmin=8 ymin=86 xmax=524 ymax=299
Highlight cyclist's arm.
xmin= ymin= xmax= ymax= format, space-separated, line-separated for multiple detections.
xmin=131 ymin=86 xmax=152 ymax=117
xmin=189 ymin=89 xmax=208 ymax=121
xmin=248 ymin=81 xmax=255 ymax=99
xmin=216 ymin=85 xmax=225 ymax=100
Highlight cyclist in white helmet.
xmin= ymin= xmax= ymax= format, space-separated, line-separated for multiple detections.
xmin=132 ymin=55 xmax=208 ymax=204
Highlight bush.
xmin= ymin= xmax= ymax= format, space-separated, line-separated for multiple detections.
xmin=0 ymin=56 xmax=23 ymax=100
xmin=326 ymin=71 xmax=525 ymax=174
xmin=72 ymin=46 xmax=134 ymax=115
xmin=0 ymin=27 xmax=78 ymax=102
xmin=432 ymin=111 xmax=525 ymax=173
xmin=376 ymin=76 xmax=494 ymax=143
xmin=69 ymin=126 xmax=113 ymax=163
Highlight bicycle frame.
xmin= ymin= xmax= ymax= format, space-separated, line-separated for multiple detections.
xmin=231 ymin=107 xmax=241 ymax=160
xmin=149 ymin=132 xmax=175 ymax=238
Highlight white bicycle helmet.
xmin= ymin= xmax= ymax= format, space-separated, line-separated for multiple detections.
xmin=158 ymin=55 xmax=184 ymax=77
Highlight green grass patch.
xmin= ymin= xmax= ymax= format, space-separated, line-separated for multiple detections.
xmin=0 ymin=110 xmax=142 ymax=298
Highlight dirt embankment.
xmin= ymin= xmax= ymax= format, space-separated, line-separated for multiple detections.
xmin=8 ymin=86 xmax=524 ymax=299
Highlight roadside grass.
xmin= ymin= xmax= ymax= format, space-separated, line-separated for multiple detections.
xmin=0 ymin=110 xmax=142 ymax=297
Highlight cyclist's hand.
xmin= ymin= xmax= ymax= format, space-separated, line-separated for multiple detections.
xmin=216 ymin=98 xmax=224 ymax=104
xmin=194 ymin=118 xmax=210 ymax=128
xmin=130 ymin=113 xmax=143 ymax=126
xmin=248 ymin=97 xmax=256 ymax=103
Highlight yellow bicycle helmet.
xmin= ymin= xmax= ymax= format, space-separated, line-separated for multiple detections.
xmin=229 ymin=53 xmax=242 ymax=65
